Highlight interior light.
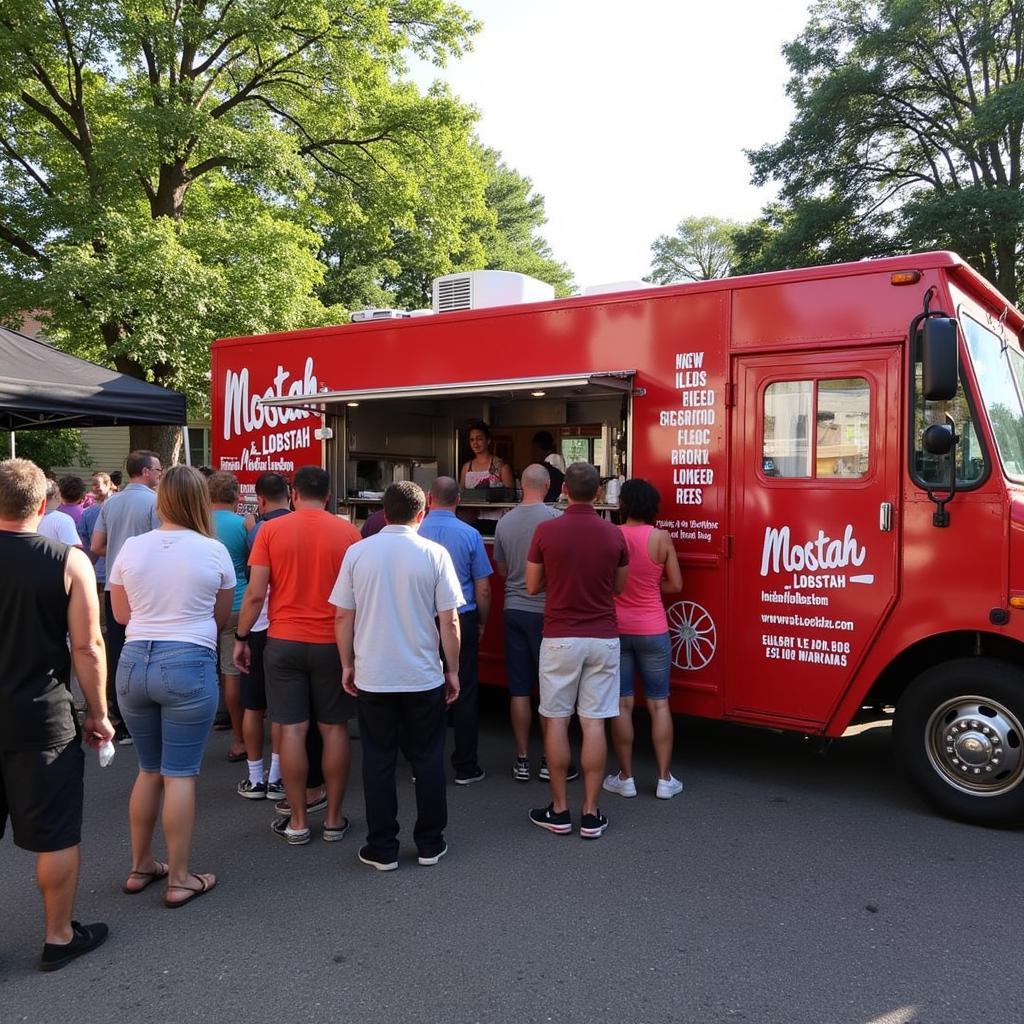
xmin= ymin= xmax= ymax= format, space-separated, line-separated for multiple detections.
xmin=531 ymin=390 xmax=546 ymax=397
xmin=347 ymin=401 xmax=360 ymax=407
xmin=890 ymin=271 xmax=922 ymax=286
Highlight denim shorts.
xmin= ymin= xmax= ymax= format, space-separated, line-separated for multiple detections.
xmin=619 ymin=632 xmax=672 ymax=700
xmin=117 ymin=641 xmax=219 ymax=777
xmin=503 ymin=609 xmax=544 ymax=697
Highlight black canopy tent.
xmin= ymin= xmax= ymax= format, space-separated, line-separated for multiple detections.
xmin=1 ymin=327 xmax=187 ymax=461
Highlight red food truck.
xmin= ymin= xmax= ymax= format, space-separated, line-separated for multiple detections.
xmin=211 ymin=251 xmax=1024 ymax=826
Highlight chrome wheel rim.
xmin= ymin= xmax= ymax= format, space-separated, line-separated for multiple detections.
xmin=925 ymin=694 xmax=1024 ymax=797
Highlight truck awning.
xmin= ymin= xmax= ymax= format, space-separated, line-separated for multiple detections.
xmin=260 ymin=371 xmax=635 ymax=410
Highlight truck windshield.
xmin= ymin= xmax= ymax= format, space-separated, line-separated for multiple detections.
xmin=962 ymin=314 xmax=1024 ymax=479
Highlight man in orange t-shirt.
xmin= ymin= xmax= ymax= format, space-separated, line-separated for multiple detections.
xmin=234 ymin=466 xmax=361 ymax=846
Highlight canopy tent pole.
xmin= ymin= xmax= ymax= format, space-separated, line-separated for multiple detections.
xmin=8 ymin=431 xmax=13 ymax=458
xmin=182 ymin=425 xmax=191 ymax=466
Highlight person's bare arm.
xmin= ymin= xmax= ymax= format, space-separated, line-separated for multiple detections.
xmin=66 ymin=549 xmax=112 ymax=748
xmin=499 ymin=462 xmax=514 ymax=488
xmin=658 ymin=531 xmax=683 ymax=593
xmin=525 ymin=559 xmax=546 ymax=595
xmin=613 ymin=564 xmax=629 ymax=595
xmin=335 ymin=607 xmax=357 ymax=697
xmin=438 ymin=608 xmax=461 ymax=705
xmin=474 ymin=577 xmax=491 ymax=639
xmin=233 ymin=565 xmax=268 ymax=672
xmin=110 ymin=583 xmax=131 ymax=625
xmin=213 ymin=587 xmax=234 ymax=633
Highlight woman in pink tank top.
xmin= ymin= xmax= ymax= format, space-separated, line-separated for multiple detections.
xmin=605 ymin=479 xmax=684 ymax=800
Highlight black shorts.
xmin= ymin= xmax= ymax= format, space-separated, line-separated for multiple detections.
xmin=0 ymin=737 xmax=85 ymax=853
xmin=240 ymin=629 xmax=269 ymax=711
xmin=264 ymin=638 xmax=355 ymax=726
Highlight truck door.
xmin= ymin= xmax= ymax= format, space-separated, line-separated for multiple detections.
xmin=727 ymin=347 xmax=901 ymax=726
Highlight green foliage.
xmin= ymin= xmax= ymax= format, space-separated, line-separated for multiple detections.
xmin=13 ymin=429 xmax=89 ymax=472
xmin=743 ymin=0 xmax=1024 ymax=300
xmin=646 ymin=216 xmax=741 ymax=284
xmin=0 ymin=0 xmax=481 ymax=406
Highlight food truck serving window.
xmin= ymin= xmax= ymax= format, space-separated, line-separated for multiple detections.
xmin=762 ymin=377 xmax=870 ymax=479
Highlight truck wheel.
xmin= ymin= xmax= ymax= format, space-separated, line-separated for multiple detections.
xmin=894 ymin=658 xmax=1024 ymax=827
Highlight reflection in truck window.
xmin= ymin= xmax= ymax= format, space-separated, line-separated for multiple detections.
xmin=912 ymin=337 xmax=986 ymax=488
xmin=763 ymin=378 xmax=869 ymax=479
xmin=961 ymin=314 xmax=1024 ymax=480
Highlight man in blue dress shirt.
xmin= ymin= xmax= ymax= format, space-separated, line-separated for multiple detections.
xmin=418 ymin=477 xmax=493 ymax=784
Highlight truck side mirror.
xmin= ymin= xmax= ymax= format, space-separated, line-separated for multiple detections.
xmin=921 ymin=318 xmax=958 ymax=401
xmin=922 ymin=422 xmax=956 ymax=455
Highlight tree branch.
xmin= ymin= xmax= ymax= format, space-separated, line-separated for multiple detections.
xmin=0 ymin=220 xmax=50 ymax=267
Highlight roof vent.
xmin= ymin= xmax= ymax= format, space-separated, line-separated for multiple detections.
xmin=432 ymin=270 xmax=555 ymax=313
xmin=350 ymin=308 xmax=408 ymax=323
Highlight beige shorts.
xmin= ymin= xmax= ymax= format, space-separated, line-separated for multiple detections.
xmin=538 ymin=636 xmax=620 ymax=720
xmin=218 ymin=611 xmax=240 ymax=676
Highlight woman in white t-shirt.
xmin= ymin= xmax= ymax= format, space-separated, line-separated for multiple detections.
xmin=109 ymin=465 xmax=236 ymax=908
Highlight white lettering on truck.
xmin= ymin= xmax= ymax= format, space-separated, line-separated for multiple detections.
xmin=759 ymin=524 xmax=866 ymax=576
xmin=223 ymin=357 xmax=319 ymax=440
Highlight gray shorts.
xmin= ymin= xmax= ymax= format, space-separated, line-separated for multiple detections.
xmin=538 ymin=636 xmax=621 ymax=720
xmin=264 ymin=637 xmax=355 ymax=726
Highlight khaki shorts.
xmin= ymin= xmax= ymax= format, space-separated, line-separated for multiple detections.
xmin=218 ymin=610 xmax=240 ymax=676
xmin=538 ymin=637 xmax=620 ymax=720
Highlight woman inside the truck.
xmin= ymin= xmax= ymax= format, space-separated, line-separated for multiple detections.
xmin=459 ymin=420 xmax=515 ymax=491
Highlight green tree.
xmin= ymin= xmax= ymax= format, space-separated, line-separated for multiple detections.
xmin=742 ymin=0 xmax=1024 ymax=299
xmin=12 ymin=429 xmax=89 ymax=473
xmin=0 ymin=0 xmax=478 ymax=462
xmin=646 ymin=215 xmax=740 ymax=284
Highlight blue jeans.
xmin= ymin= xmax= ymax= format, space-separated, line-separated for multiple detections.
xmin=117 ymin=641 xmax=219 ymax=777
xmin=618 ymin=633 xmax=672 ymax=700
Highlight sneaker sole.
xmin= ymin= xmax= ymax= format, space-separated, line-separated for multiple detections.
xmin=656 ymin=788 xmax=683 ymax=800
xmin=602 ymin=784 xmax=637 ymax=798
xmin=322 ymin=822 xmax=350 ymax=842
xmin=270 ymin=821 xmax=311 ymax=845
xmin=529 ymin=813 xmax=572 ymax=835
xmin=358 ymin=852 xmax=398 ymax=871
xmin=580 ymin=824 xmax=608 ymax=839
xmin=454 ymin=773 xmax=486 ymax=786
xmin=237 ymin=789 xmax=267 ymax=800
xmin=417 ymin=845 xmax=448 ymax=866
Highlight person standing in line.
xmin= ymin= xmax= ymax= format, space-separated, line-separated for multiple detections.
xmin=332 ymin=481 xmax=463 ymax=871
xmin=57 ymin=476 xmax=88 ymax=526
xmin=207 ymin=471 xmax=249 ymax=764
xmin=603 ymin=479 xmax=684 ymax=800
xmin=78 ymin=473 xmax=113 ymax=630
xmin=38 ymin=479 xmax=82 ymax=547
xmin=90 ymin=450 xmax=162 ymax=745
xmin=109 ymin=465 xmax=235 ymax=908
xmin=418 ymin=476 xmax=492 ymax=785
xmin=0 ymin=458 xmax=113 ymax=971
xmin=526 ymin=462 xmax=628 ymax=839
xmin=493 ymin=464 xmax=567 ymax=781
xmin=237 ymin=466 xmax=359 ymax=846
xmin=234 ymin=471 xmax=290 ymax=801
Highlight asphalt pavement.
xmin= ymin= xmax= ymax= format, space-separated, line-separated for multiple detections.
xmin=2 ymin=693 xmax=1021 ymax=1024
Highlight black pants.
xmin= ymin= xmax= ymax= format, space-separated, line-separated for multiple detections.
xmin=446 ymin=608 xmax=479 ymax=773
xmin=104 ymin=591 xmax=125 ymax=724
xmin=357 ymin=686 xmax=447 ymax=860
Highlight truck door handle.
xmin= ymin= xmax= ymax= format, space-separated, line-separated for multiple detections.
xmin=879 ymin=502 xmax=893 ymax=532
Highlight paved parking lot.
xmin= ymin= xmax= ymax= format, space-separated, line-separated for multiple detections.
xmin=2 ymin=695 xmax=1021 ymax=1024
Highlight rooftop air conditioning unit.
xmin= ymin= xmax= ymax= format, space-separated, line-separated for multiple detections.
xmin=432 ymin=270 xmax=555 ymax=313
xmin=350 ymin=308 xmax=408 ymax=323
xmin=581 ymin=281 xmax=655 ymax=296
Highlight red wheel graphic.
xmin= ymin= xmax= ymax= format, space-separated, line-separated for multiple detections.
xmin=667 ymin=601 xmax=717 ymax=671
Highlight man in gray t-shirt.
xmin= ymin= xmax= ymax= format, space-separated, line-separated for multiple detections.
xmin=90 ymin=450 xmax=161 ymax=740
xmin=493 ymin=464 xmax=562 ymax=782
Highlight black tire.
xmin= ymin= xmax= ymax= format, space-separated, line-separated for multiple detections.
xmin=894 ymin=657 xmax=1024 ymax=827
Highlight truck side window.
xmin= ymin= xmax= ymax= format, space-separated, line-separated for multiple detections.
xmin=911 ymin=361 xmax=986 ymax=487
xmin=763 ymin=378 xmax=869 ymax=479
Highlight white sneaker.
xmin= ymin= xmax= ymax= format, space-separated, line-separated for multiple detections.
xmin=656 ymin=775 xmax=684 ymax=799
xmin=602 ymin=773 xmax=637 ymax=798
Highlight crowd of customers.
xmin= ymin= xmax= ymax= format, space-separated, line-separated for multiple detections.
xmin=0 ymin=450 xmax=685 ymax=972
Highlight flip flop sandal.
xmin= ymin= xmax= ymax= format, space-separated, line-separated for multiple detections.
xmin=121 ymin=861 xmax=169 ymax=895
xmin=226 ymin=749 xmax=246 ymax=763
xmin=164 ymin=873 xmax=216 ymax=909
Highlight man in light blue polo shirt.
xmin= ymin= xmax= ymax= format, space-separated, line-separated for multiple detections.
xmin=418 ymin=476 xmax=493 ymax=784
xmin=90 ymin=450 xmax=161 ymax=742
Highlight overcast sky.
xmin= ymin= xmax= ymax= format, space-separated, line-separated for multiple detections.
xmin=410 ymin=0 xmax=814 ymax=288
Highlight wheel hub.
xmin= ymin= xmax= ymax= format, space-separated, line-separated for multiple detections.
xmin=926 ymin=697 xmax=1024 ymax=796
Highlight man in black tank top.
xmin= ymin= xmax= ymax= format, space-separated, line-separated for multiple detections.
xmin=0 ymin=459 xmax=113 ymax=972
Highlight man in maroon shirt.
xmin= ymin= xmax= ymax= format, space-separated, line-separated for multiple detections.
xmin=525 ymin=462 xmax=628 ymax=839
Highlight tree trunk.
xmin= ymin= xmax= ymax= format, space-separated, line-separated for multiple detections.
xmin=995 ymin=236 xmax=1018 ymax=305
xmin=129 ymin=423 xmax=184 ymax=469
